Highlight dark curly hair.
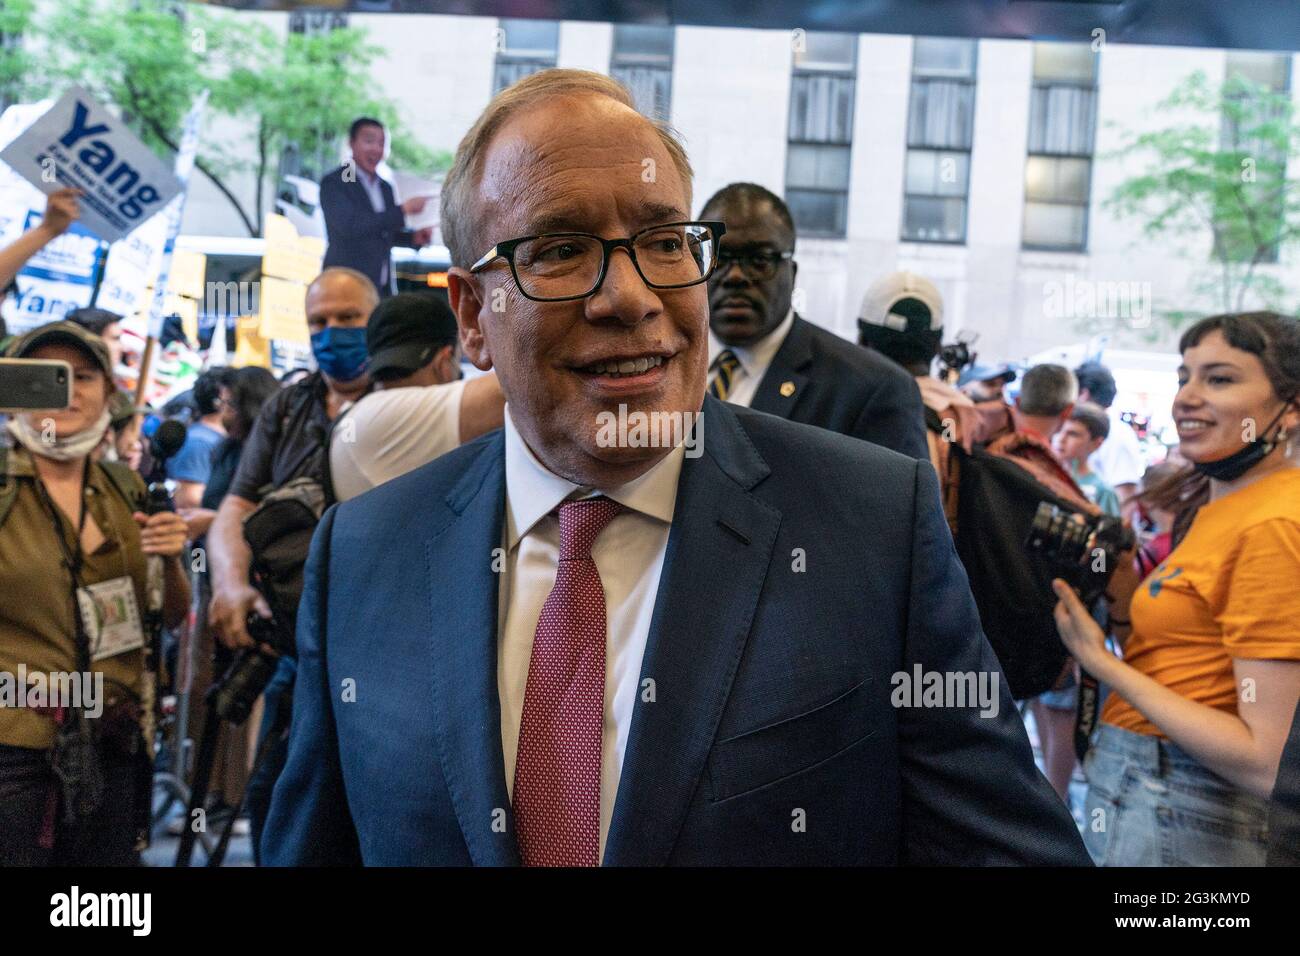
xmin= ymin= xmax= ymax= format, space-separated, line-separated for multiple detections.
xmin=1140 ymin=311 xmax=1300 ymax=545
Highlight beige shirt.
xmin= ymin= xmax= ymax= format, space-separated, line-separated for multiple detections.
xmin=329 ymin=379 xmax=467 ymax=502
xmin=0 ymin=448 xmax=147 ymax=749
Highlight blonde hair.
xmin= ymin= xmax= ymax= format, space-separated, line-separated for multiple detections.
xmin=440 ymin=68 xmax=694 ymax=268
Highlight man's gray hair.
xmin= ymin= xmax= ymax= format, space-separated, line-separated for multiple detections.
xmin=1019 ymin=364 xmax=1079 ymax=417
xmin=439 ymin=68 xmax=694 ymax=269
xmin=308 ymin=267 xmax=380 ymax=312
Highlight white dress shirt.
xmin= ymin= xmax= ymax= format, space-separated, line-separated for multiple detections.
xmin=706 ymin=309 xmax=795 ymax=408
xmin=357 ymin=168 xmax=387 ymax=213
xmin=329 ymin=379 xmax=467 ymax=502
xmin=357 ymin=168 xmax=391 ymax=285
xmin=497 ymin=408 xmax=683 ymax=863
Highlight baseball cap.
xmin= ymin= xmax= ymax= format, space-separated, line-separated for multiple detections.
xmin=365 ymin=293 xmax=458 ymax=380
xmin=958 ymin=362 xmax=1018 ymax=388
xmin=5 ymin=319 xmax=114 ymax=378
xmin=858 ymin=271 xmax=944 ymax=336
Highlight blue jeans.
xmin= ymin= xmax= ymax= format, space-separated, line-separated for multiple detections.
xmin=1082 ymin=724 xmax=1268 ymax=866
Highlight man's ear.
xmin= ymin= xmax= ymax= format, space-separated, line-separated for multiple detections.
xmin=448 ymin=267 xmax=492 ymax=372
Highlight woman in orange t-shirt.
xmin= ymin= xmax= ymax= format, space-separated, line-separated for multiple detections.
xmin=1053 ymin=312 xmax=1300 ymax=866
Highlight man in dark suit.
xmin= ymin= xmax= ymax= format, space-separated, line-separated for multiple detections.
xmin=700 ymin=182 xmax=927 ymax=461
xmin=1269 ymin=698 xmax=1300 ymax=865
xmin=262 ymin=69 xmax=1088 ymax=866
xmin=319 ymin=118 xmax=432 ymax=297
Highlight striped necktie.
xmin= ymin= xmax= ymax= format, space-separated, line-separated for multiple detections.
xmin=708 ymin=349 xmax=742 ymax=401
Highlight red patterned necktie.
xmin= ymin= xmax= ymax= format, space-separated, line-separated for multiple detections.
xmin=513 ymin=496 xmax=624 ymax=867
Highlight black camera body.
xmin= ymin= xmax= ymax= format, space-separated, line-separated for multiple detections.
xmin=210 ymin=614 xmax=290 ymax=726
xmin=1026 ymin=502 xmax=1135 ymax=606
xmin=939 ymin=340 xmax=973 ymax=374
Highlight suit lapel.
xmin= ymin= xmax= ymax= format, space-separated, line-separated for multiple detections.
xmin=603 ymin=397 xmax=781 ymax=865
xmin=750 ymin=314 xmax=813 ymax=420
xmin=423 ymin=433 xmax=520 ymax=865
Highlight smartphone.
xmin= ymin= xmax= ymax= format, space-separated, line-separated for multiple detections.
xmin=0 ymin=358 xmax=73 ymax=412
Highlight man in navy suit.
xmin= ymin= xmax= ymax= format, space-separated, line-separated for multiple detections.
xmin=319 ymin=118 xmax=432 ymax=297
xmin=701 ymin=182 xmax=928 ymax=461
xmin=263 ymin=69 xmax=1089 ymax=866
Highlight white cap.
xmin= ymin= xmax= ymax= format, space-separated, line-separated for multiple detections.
xmin=858 ymin=271 xmax=944 ymax=333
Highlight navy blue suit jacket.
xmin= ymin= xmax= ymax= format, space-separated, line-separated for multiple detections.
xmin=319 ymin=164 xmax=415 ymax=296
xmin=748 ymin=314 xmax=928 ymax=461
xmin=262 ymin=396 xmax=1089 ymax=866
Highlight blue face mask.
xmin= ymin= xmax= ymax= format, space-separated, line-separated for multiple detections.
xmin=311 ymin=326 xmax=369 ymax=383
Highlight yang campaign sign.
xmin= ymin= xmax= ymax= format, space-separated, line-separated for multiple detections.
xmin=0 ymin=100 xmax=101 ymax=332
xmin=0 ymin=86 xmax=182 ymax=244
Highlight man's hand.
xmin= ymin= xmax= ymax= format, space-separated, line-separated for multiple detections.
xmin=411 ymin=226 xmax=433 ymax=247
xmin=39 ymin=188 xmax=80 ymax=238
xmin=402 ymin=196 xmax=428 ymax=216
xmin=210 ymin=582 xmax=272 ymax=650
xmin=133 ymin=511 xmax=188 ymax=559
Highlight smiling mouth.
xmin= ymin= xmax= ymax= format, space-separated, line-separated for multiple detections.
xmin=1176 ymin=419 xmax=1214 ymax=433
xmin=576 ymin=355 xmax=667 ymax=378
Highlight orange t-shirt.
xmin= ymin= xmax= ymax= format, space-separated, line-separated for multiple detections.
xmin=1102 ymin=467 xmax=1300 ymax=737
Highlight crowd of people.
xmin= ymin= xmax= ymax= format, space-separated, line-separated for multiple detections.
xmin=1 ymin=67 xmax=1298 ymax=868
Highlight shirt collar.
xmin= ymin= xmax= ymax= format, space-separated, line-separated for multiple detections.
xmin=708 ymin=308 xmax=795 ymax=378
xmin=503 ymin=406 xmax=684 ymax=550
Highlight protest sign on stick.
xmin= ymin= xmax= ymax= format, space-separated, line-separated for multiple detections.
xmin=0 ymin=86 xmax=182 ymax=244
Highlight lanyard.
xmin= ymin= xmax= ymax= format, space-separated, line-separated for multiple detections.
xmin=32 ymin=458 xmax=110 ymax=672
xmin=33 ymin=457 xmax=91 ymax=586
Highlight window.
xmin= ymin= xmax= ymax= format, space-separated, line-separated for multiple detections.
xmin=1216 ymin=52 xmax=1292 ymax=264
xmin=1022 ymin=43 xmax=1098 ymax=251
xmin=611 ymin=25 xmax=674 ymax=119
xmin=902 ymin=38 xmax=977 ymax=243
xmin=494 ymin=19 xmax=558 ymax=94
xmin=785 ymin=32 xmax=857 ymax=237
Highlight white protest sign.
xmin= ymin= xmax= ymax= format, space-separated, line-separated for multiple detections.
xmin=391 ymin=170 xmax=441 ymax=234
xmin=0 ymin=86 xmax=181 ymax=243
xmin=94 ymin=205 xmax=168 ymax=321
xmin=0 ymin=99 xmax=100 ymax=332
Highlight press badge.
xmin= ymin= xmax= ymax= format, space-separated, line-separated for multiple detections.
xmin=76 ymin=576 xmax=145 ymax=661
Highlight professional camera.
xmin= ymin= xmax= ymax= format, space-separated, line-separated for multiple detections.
xmin=211 ymin=613 xmax=290 ymax=725
xmin=1025 ymin=501 xmax=1135 ymax=606
xmin=938 ymin=340 xmax=974 ymax=374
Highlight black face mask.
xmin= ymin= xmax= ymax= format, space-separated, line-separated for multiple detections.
xmin=1193 ymin=401 xmax=1294 ymax=482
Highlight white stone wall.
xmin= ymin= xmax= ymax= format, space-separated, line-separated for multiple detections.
xmin=159 ymin=14 xmax=1297 ymax=364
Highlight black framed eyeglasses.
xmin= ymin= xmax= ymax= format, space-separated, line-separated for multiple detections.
xmin=713 ymin=247 xmax=795 ymax=282
xmin=468 ymin=220 xmax=726 ymax=302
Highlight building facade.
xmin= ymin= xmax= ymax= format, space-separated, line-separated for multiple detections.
xmin=180 ymin=12 xmax=1300 ymax=365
